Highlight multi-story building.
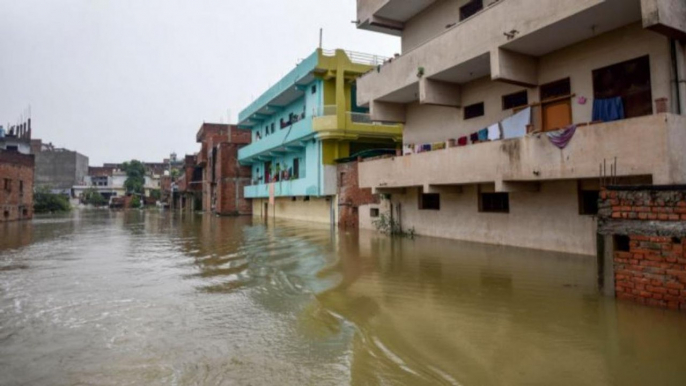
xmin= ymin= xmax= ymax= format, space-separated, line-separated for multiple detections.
xmin=194 ymin=123 xmax=252 ymax=215
xmin=72 ymin=166 xmax=161 ymax=202
xmin=237 ymin=48 xmax=403 ymax=224
xmin=174 ymin=155 xmax=202 ymax=212
xmin=0 ymin=149 xmax=34 ymax=222
xmin=354 ymin=0 xmax=686 ymax=255
xmin=32 ymin=140 xmax=89 ymax=195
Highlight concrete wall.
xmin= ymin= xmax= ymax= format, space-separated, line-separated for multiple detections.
xmin=34 ymin=150 xmax=89 ymax=192
xmin=252 ymin=196 xmax=333 ymax=224
xmin=402 ymin=0 xmax=499 ymax=53
xmin=641 ymin=0 xmax=686 ymax=40
xmin=360 ymin=181 xmax=598 ymax=255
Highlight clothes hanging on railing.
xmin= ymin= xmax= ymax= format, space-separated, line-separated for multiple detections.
xmin=546 ymin=124 xmax=577 ymax=149
xmin=501 ymin=107 xmax=531 ymax=139
xmin=592 ymin=97 xmax=624 ymax=122
xmin=487 ymin=123 xmax=501 ymax=141
xmin=478 ymin=128 xmax=488 ymax=142
xmin=458 ymin=136 xmax=468 ymax=146
xmin=469 ymin=132 xmax=479 ymax=143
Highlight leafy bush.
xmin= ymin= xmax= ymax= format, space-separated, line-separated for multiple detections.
xmin=130 ymin=195 xmax=141 ymax=209
xmin=83 ymin=188 xmax=107 ymax=207
xmin=122 ymin=160 xmax=146 ymax=194
xmin=150 ymin=189 xmax=161 ymax=200
xmin=34 ymin=187 xmax=71 ymax=214
xmin=372 ymin=212 xmax=415 ymax=239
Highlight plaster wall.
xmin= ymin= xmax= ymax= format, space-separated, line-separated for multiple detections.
xmin=360 ymin=181 xmax=597 ymax=255
xmin=252 ymin=196 xmax=333 ymax=224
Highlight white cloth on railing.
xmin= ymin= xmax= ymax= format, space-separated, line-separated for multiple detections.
xmin=487 ymin=123 xmax=501 ymax=141
xmin=501 ymin=107 xmax=531 ymax=140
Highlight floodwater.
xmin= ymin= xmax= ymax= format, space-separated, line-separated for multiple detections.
xmin=1 ymin=211 xmax=685 ymax=386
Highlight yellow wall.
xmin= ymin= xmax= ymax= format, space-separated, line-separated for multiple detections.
xmin=252 ymin=197 xmax=333 ymax=224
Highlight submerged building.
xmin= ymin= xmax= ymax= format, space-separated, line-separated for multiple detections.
xmin=0 ymin=123 xmax=34 ymax=222
xmin=354 ymin=0 xmax=686 ymax=255
xmin=237 ymin=48 xmax=403 ymax=224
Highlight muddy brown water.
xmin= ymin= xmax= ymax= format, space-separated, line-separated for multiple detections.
xmin=1 ymin=210 xmax=685 ymax=385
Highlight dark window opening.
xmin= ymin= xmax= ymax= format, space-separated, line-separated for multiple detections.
xmin=540 ymin=78 xmax=571 ymax=101
xmin=579 ymin=189 xmax=600 ymax=215
xmin=614 ymin=235 xmax=631 ymax=252
xmin=502 ymin=90 xmax=529 ymax=110
xmin=3 ymin=210 xmax=9 ymax=218
xmin=271 ymin=123 xmax=275 ymax=134
xmin=19 ymin=181 xmax=24 ymax=196
xmin=419 ymin=193 xmax=440 ymax=210
xmin=22 ymin=208 xmax=28 ymax=217
xmin=264 ymin=161 xmax=271 ymax=183
xmin=304 ymin=196 xmax=310 ymax=202
xmin=480 ymin=192 xmax=510 ymax=213
xmin=460 ymin=0 xmax=483 ymax=21
xmin=672 ymin=237 xmax=682 ymax=244
xmin=464 ymin=102 xmax=484 ymax=120
xmin=293 ymin=158 xmax=300 ymax=179
xmin=311 ymin=85 xmax=317 ymax=94
xmin=370 ymin=208 xmax=380 ymax=218
xmin=291 ymin=197 xmax=297 ymax=202
xmin=592 ymin=55 xmax=652 ymax=119
xmin=7 ymin=146 xmax=18 ymax=152
xmin=3 ymin=179 xmax=11 ymax=192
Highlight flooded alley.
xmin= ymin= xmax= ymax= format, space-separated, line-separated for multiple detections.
xmin=1 ymin=210 xmax=686 ymax=386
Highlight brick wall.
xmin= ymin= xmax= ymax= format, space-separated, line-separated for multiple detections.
xmin=213 ymin=143 xmax=252 ymax=215
xmin=0 ymin=151 xmax=35 ymax=222
xmin=599 ymin=187 xmax=686 ymax=311
xmin=337 ymin=160 xmax=379 ymax=228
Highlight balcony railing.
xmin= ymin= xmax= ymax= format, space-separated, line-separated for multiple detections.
xmin=348 ymin=112 xmax=373 ymax=124
xmin=322 ymin=49 xmax=388 ymax=66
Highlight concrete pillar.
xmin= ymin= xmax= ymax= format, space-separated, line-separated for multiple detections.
xmin=599 ymin=234 xmax=616 ymax=297
xmin=491 ymin=48 xmax=538 ymax=87
xmin=336 ymin=66 xmax=347 ymax=129
xmin=370 ymin=100 xmax=407 ymax=123
xmin=419 ymin=78 xmax=461 ymax=107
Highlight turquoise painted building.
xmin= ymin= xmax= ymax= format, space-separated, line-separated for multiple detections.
xmin=237 ymin=49 xmax=402 ymax=222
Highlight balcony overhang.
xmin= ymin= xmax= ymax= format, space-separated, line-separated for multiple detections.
xmin=357 ymin=0 xmax=437 ymax=35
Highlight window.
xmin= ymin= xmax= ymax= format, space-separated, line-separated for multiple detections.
xmin=270 ymin=123 xmax=275 ymax=134
xmin=370 ymin=208 xmax=380 ymax=218
xmin=293 ymin=158 xmax=300 ymax=179
xmin=19 ymin=181 xmax=23 ymax=196
xmin=480 ymin=192 xmax=509 ymax=213
xmin=3 ymin=210 xmax=8 ymax=219
xmin=614 ymin=235 xmax=630 ymax=252
xmin=460 ymin=0 xmax=483 ymax=20
xmin=464 ymin=102 xmax=484 ymax=120
xmin=579 ymin=189 xmax=600 ymax=215
xmin=3 ymin=178 xmax=11 ymax=192
xmin=264 ymin=161 xmax=271 ymax=183
xmin=592 ymin=55 xmax=652 ymax=119
xmin=311 ymin=85 xmax=317 ymax=94
xmin=540 ymin=78 xmax=571 ymax=101
xmin=264 ymin=126 xmax=269 ymax=136
xmin=22 ymin=208 xmax=28 ymax=217
xmin=502 ymin=90 xmax=528 ymax=110
xmin=304 ymin=196 xmax=310 ymax=202
xmin=419 ymin=193 xmax=440 ymax=210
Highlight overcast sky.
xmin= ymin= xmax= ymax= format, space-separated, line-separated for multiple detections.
xmin=0 ymin=0 xmax=399 ymax=165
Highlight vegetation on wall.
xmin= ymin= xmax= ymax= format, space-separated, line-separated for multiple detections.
xmin=34 ymin=187 xmax=71 ymax=214
xmin=130 ymin=195 xmax=142 ymax=209
xmin=150 ymin=189 xmax=161 ymax=200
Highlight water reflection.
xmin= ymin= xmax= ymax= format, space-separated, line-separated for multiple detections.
xmin=0 ymin=211 xmax=685 ymax=386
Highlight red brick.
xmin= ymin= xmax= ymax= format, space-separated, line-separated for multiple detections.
xmin=666 ymin=282 xmax=685 ymax=290
xmin=648 ymin=213 xmax=658 ymax=220
xmin=668 ymin=214 xmax=680 ymax=221
xmin=0 ymin=152 xmax=35 ymax=223
xmin=632 ymin=235 xmax=650 ymax=241
xmin=667 ymin=301 xmax=680 ymax=310
xmin=668 ymin=289 xmax=680 ymax=296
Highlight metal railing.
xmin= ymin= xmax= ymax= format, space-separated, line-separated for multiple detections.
xmin=321 ymin=49 xmax=389 ymax=67
xmin=315 ymin=105 xmax=338 ymax=117
xmin=348 ymin=112 xmax=373 ymax=124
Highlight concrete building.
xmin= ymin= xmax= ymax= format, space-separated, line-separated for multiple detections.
xmin=195 ymin=123 xmax=252 ymax=216
xmin=0 ymin=149 xmax=34 ymax=222
xmin=237 ymin=48 xmax=403 ymax=224
xmin=72 ymin=166 xmax=161 ymax=202
xmin=33 ymin=140 xmax=89 ymax=195
xmin=354 ymin=0 xmax=686 ymax=255
xmin=174 ymin=155 xmax=202 ymax=212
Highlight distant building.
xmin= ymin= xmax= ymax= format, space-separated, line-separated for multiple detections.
xmin=72 ymin=166 xmax=161 ymax=202
xmin=1 ymin=120 xmax=35 ymax=222
xmin=173 ymin=155 xmax=202 ymax=211
xmin=0 ymin=150 xmax=34 ymax=222
xmin=32 ymin=140 xmax=89 ymax=195
xmin=195 ymin=123 xmax=252 ymax=216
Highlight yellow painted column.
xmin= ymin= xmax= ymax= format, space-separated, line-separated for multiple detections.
xmin=336 ymin=66 xmax=346 ymax=130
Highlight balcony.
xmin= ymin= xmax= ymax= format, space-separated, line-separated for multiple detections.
xmin=245 ymin=178 xmax=319 ymax=199
xmin=359 ymin=114 xmax=686 ymax=192
xmin=312 ymin=108 xmax=403 ymax=141
xmin=238 ymin=118 xmax=314 ymax=164
xmin=357 ymin=0 xmax=437 ymax=35
xmin=357 ymin=0 xmax=645 ymax=109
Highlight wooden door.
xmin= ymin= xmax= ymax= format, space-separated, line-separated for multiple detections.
xmin=542 ymin=99 xmax=572 ymax=132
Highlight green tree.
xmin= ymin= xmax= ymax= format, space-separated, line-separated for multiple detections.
xmin=130 ymin=195 xmax=141 ymax=209
xmin=83 ymin=187 xmax=107 ymax=207
xmin=150 ymin=189 xmax=161 ymax=200
xmin=34 ymin=187 xmax=71 ymax=214
xmin=122 ymin=160 xmax=146 ymax=195
xmin=170 ymin=168 xmax=180 ymax=180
